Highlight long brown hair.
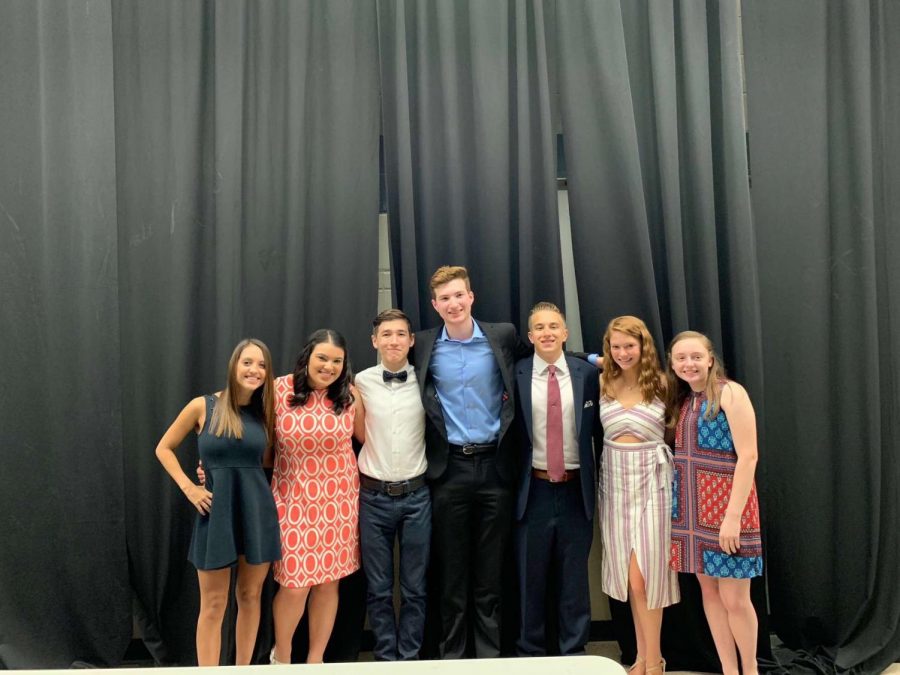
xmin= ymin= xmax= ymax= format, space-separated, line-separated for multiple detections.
xmin=209 ymin=338 xmax=276 ymax=445
xmin=665 ymin=330 xmax=727 ymax=427
xmin=601 ymin=316 xmax=664 ymax=403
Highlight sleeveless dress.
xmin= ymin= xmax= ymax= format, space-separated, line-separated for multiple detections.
xmin=188 ymin=395 xmax=282 ymax=570
xmin=598 ymin=397 xmax=680 ymax=609
xmin=670 ymin=387 xmax=763 ymax=578
xmin=271 ymin=375 xmax=360 ymax=587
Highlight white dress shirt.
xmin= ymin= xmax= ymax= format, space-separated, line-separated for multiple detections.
xmin=530 ymin=353 xmax=579 ymax=470
xmin=356 ymin=363 xmax=427 ymax=481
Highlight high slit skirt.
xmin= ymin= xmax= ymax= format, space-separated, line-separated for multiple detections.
xmin=598 ymin=438 xmax=680 ymax=609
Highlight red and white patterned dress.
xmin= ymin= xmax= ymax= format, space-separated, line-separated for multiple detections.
xmin=271 ymin=375 xmax=360 ymax=587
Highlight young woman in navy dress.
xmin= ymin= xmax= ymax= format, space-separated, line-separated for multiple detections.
xmin=156 ymin=338 xmax=281 ymax=666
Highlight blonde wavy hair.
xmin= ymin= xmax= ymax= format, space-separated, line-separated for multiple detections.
xmin=601 ymin=316 xmax=664 ymax=403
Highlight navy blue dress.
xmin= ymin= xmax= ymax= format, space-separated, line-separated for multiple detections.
xmin=188 ymin=395 xmax=282 ymax=570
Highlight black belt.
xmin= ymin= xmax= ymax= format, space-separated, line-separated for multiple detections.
xmin=360 ymin=473 xmax=426 ymax=497
xmin=449 ymin=442 xmax=497 ymax=456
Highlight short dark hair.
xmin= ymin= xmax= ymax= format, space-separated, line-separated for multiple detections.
xmin=372 ymin=309 xmax=413 ymax=334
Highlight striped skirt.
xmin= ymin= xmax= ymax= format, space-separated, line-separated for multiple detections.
xmin=598 ymin=438 xmax=680 ymax=609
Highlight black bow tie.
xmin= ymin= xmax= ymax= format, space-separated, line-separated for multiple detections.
xmin=383 ymin=369 xmax=408 ymax=383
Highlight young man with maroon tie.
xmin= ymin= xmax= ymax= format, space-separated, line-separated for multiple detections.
xmin=513 ymin=301 xmax=601 ymax=656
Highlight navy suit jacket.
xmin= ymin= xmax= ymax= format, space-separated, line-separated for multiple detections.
xmin=514 ymin=354 xmax=602 ymax=521
xmin=412 ymin=320 xmax=532 ymax=482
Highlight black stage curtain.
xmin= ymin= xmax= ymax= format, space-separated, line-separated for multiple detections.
xmin=4 ymin=1 xmax=900 ymax=671
xmin=550 ymin=2 xmax=768 ymax=671
xmin=114 ymin=0 xmax=380 ymax=665
xmin=0 ymin=0 xmax=380 ymax=668
xmin=378 ymin=0 xmax=565 ymax=330
xmin=743 ymin=2 xmax=900 ymax=672
xmin=0 ymin=0 xmax=132 ymax=668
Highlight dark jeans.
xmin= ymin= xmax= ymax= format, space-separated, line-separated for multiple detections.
xmin=430 ymin=450 xmax=513 ymax=658
xmin=359 ymin=483 xmax=431 ymax=661
xmin=516 ymin=477 xmax=593 ymax=656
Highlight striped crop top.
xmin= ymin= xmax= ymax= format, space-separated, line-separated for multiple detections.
xmin=599 ymin=397 xmax=666 ymax=442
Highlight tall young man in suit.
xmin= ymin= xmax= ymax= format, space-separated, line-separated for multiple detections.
xmin=412 ymin=265 xmax=531 ymax=658
xmin=514 ymin=302 xmax=601 ymax=656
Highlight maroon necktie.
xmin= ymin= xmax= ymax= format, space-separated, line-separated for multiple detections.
xmin=546 ymin=365 xmax=565 ymax=481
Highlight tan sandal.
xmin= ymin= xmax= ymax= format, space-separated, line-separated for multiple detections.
xmin=646 ymin=659 xmax=666 ymax=674
xmin=269 ymin=647 xmax=285 ymax=665
xmin=628 ymin=656 xmax=645 ymax=672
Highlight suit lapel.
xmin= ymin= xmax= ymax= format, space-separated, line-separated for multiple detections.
xmin=480 ymin=321 xmax=514 ymax=395
xmin=568 ymin=356 xmax=585 ymax=433
xmin=517 ymin=359 xmax=535 ymax=442
xmin=414 ymin=327 xmax=439 ymax=398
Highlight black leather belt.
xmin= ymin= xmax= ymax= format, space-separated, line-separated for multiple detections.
xmin=360 ymin=473 xmax=426 ymax=497
xmin=450 ymin=442 xmax=497 ymax=456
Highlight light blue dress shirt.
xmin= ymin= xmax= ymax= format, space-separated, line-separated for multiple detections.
xmin=430 ymin=321 xmax=503 ymax=445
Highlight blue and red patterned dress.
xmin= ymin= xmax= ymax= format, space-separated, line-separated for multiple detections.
xmin=670 ymin=385 xmax=762 ymax=578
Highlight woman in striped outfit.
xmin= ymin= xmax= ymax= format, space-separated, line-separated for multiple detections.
xmin=598 ymin=316 xmax=679 ymax=675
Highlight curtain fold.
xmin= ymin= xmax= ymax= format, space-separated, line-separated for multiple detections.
xmin=0 ymin=0 xmax=131 ymax=668
xmin=743 ymin=1 xmax=900 ymax=671
xmin=378 ymin=0 xmax=565 ymax=331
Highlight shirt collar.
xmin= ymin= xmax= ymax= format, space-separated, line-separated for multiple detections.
xmin=439 ymin=319 xmax=485 ymax=343
xmin=533 ymin=352 xmax=567 ymax=375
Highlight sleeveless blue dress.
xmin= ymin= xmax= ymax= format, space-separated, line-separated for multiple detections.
xmin=188 ymin=395 xmax=282 ymax=570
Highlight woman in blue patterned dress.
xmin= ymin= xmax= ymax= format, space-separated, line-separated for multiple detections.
xmin=666 ymin=331 xmax=762 ymax=675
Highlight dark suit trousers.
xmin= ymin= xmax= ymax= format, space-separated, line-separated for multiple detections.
xmin=430 ymin=450 xmax=513 ymax=658
xmin=516 ymin=476 xmax=593 ymax=656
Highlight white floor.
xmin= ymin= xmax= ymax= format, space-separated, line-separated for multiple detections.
xmin=585 ymin=641 xmax=713 ymax=675
xmin=584 ymin=640 xmax=900 ymax=674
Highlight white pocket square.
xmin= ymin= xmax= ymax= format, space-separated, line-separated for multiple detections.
xmin=583 ymin=400 xmax=594 ymax=408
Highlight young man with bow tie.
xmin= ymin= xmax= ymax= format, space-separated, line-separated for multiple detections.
xmin=514 ymin=302 xmax=602 ymax=656
xmin=354 ymin=309 xmax=429 ymax=661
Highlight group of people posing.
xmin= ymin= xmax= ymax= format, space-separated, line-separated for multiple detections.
xmin=155 ymin=265 xmax=762 ymax=675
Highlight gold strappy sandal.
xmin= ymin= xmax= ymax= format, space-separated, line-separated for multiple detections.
xmin=646 ymin=658 xmax=666 ymax=674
